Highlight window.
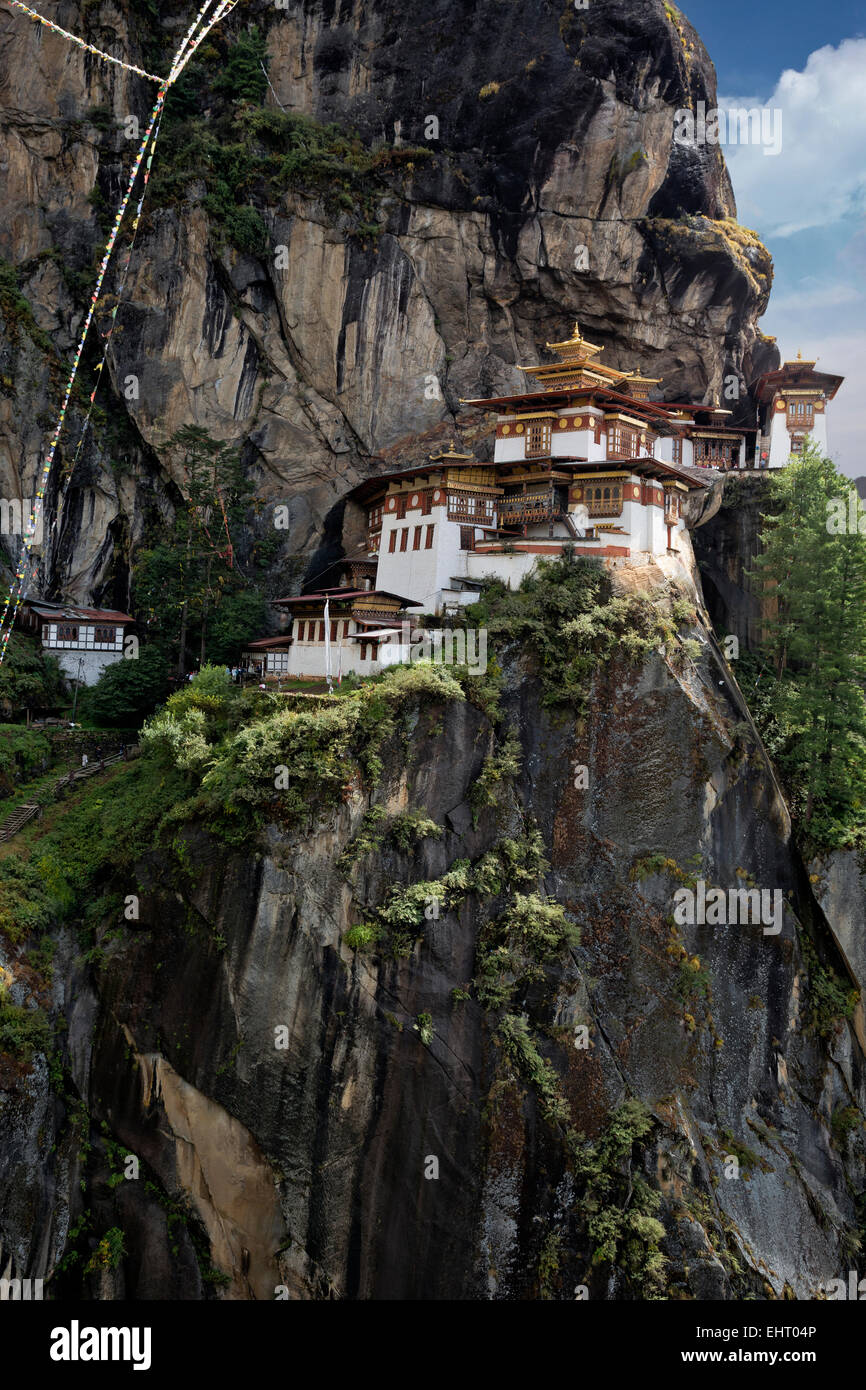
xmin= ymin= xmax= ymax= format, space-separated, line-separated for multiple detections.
xmin=787 ymin=399 xmax=813 ymax=430
xmin=318 ymin=621 xmax=325 ymax=642
xmin=360 ymin=642 xmax=368 ymax=661
xmin=330 ymin=619 xmax=338 ymax=642
xmin=400 ymin=528 xmax=408 ymax=552
xmin=425 ymin=524 xmax=434 ymax=549
xmin=791 ymin=435 xmax=805 ymax=454
xmin=388 ymin=530 xmax=397 ymax=553
xmin=58 ymin=624 xmax=78 ymax=642
xmin=586 ymin=484 xmax=622 ymax=518
xmin=447 ymin=493 xmax=496 ymax=523
xmin=694 ymin=438 xmax=735 ymax=466
xmin=367 ymin=504 xmax=383 ymax=532
xmin=421 ymin=490 xmax=432 ymax=515
xmin=525 ymin=420 xmax=551 ymax=458
xmin=460 ymin=526 xmax=475 ymax=551
xmin=607 ymin=424 xmax=638 ymax=460
xmin=413 ymin=526 xmax=422 ymax=550
xmin=395 ymin=495 xmax=407 ymax=519
xmin=670 ymin=436 xmax=682 ymax=465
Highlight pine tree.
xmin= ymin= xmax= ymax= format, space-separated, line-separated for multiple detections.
xmin=134 ymin=426 xmax=254 ymax=674
xmin=752 ymin=444 xmax=866 ymax=847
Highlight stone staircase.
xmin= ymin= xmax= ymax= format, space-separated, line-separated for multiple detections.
xmin=0 ymin=753 xmax=125 ymax=845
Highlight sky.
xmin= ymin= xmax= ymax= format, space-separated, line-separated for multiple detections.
xmin=680 ymin=1 xmax=866 ymax=477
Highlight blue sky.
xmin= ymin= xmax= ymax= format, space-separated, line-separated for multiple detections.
xmin=680 ymin=1 xmax=866 ymax=475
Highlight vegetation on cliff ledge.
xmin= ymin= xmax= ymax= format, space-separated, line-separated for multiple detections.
xmin=150 ymin=30 xmax=431 ymax=251
xmin=463 ymin=553 xmax=696 ymax=707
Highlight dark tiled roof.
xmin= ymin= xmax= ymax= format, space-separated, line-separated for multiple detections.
xmin=25 ymin=600 xmax=133 ymax=623
xmin=272 ymin=588 xmax=418 ymax=607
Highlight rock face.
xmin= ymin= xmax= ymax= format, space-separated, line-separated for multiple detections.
xmin=6 ymin=2 xmax=856 ymax=1307
xmin=691 ymin=474 xmax=775 ymax=651
xmin=2 ymin=579 xmax=864 ymax=1300
xmin=808 ymin=854 xmax=866 ymax=1055
xmin=0 ymin=0 xmax=777 ymax=608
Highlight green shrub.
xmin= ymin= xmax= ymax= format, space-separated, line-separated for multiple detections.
xmin=799 ymin=930 xmax=859 ymax=1039
xmin=85 ymin=1226 xmax=125 ymax=1273
xmin=82 ymin=646 xmax=169 ymax=729
xmin=339 ymin=806 xmax=442 ymax=869
xmin=572 ymin=1100 xmax=667 ymax=1295
xmin=498 ymin=1012 xmax=570 ymax=1125
xmin=470 ymin=729 xmax=521 ymax=817
xmin=344 ymin=922 xmax=381 ymax=951
xmin=0 ymin=633 xmax=65 ymax=718
xmin=388 ymin=810 xmax=443 ymax=853
xmin=475 ymin=891 xmax=578 ymax=1009
xmin=0 ymin=999 xmax=52 ymax=1060
xmin=414 ymin=1012 xmax=433 ymax=1046
xmin=465 ymin=556 xmax=678 ymax=708
xmin=0 ymin=727 xmax=50 ymax=793
xmin=0 ymin=259 xmax=53 ymax=352
xmin=830 ymin=1105 xmax=862 ymax=1147
xmin=0 ymin=857 xmax=56 ymax=942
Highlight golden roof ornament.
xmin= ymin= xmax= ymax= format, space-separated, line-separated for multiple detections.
xmin=545 ymin=319 xmax=604 ymax=360
xmin=429 ymin=442 xmax=474 ymax=461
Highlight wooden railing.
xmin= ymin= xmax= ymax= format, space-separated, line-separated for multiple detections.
xmin=586 ymin=499 xmax=623 ymax=518
xmin=498 ymin=496 xmax=560 ymax=525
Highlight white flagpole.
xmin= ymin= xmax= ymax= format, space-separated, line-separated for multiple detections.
xmin=324 ymin=598 xmax=332 ymax=691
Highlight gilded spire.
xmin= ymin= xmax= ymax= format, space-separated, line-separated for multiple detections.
xmin=545 ymin=319 xmax=604 ymax=360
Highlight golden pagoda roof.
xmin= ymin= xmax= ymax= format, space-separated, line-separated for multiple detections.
xmin=428 ymin=444 xmax=475 ymax=461
xmin=544 ymin=320 xmax=605 ymax=360
xmin=521 ymin=360 xmax=629 ymax=383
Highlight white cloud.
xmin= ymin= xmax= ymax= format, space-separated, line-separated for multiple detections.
xmin=768 ymin=282 xmax=862 ymax=313
xmin=719 ymin=39 xmax=866 ymax=237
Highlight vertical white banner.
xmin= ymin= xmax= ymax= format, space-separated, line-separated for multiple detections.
xmin=324 ymin=597 xmax=332 ymax=688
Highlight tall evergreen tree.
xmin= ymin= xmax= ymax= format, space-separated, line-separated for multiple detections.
xmin=752 ymin=444 xmax=866 ymax=846
xmin=134 ymin=426 xmax=255 ymax=673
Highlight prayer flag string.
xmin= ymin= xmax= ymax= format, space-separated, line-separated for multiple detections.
xmin=6 ymin=0 xmax=165 ymax=82
xmin=0 ymin=0 xmax=242 ymax=662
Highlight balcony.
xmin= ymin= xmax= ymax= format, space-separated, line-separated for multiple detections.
xmin=586 ymin=499 xmax=623 ymax=519
xmin=499 ymin=496 xmax=561 ymax=526
xmin=447 ymin=506 xmax=496 ymax=526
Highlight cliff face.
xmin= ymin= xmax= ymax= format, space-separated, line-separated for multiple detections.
xmin=7 ymin=4 xmax=857 ymax=1307
xmin=690 ymin=474 xmax=777 ymax=651
xmin=0 ymin=0 xmax=777 ymax=606
xmin=2 ymin=582 xmax=864 ymax=1300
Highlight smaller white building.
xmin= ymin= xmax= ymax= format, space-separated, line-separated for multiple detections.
xmin=18 ymin=599 xmax=134 ymax=686
xmin=752 ymin=355 xmax=844 ymax=468
xmin=243 ymin=567 xmax=419 ymax=683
